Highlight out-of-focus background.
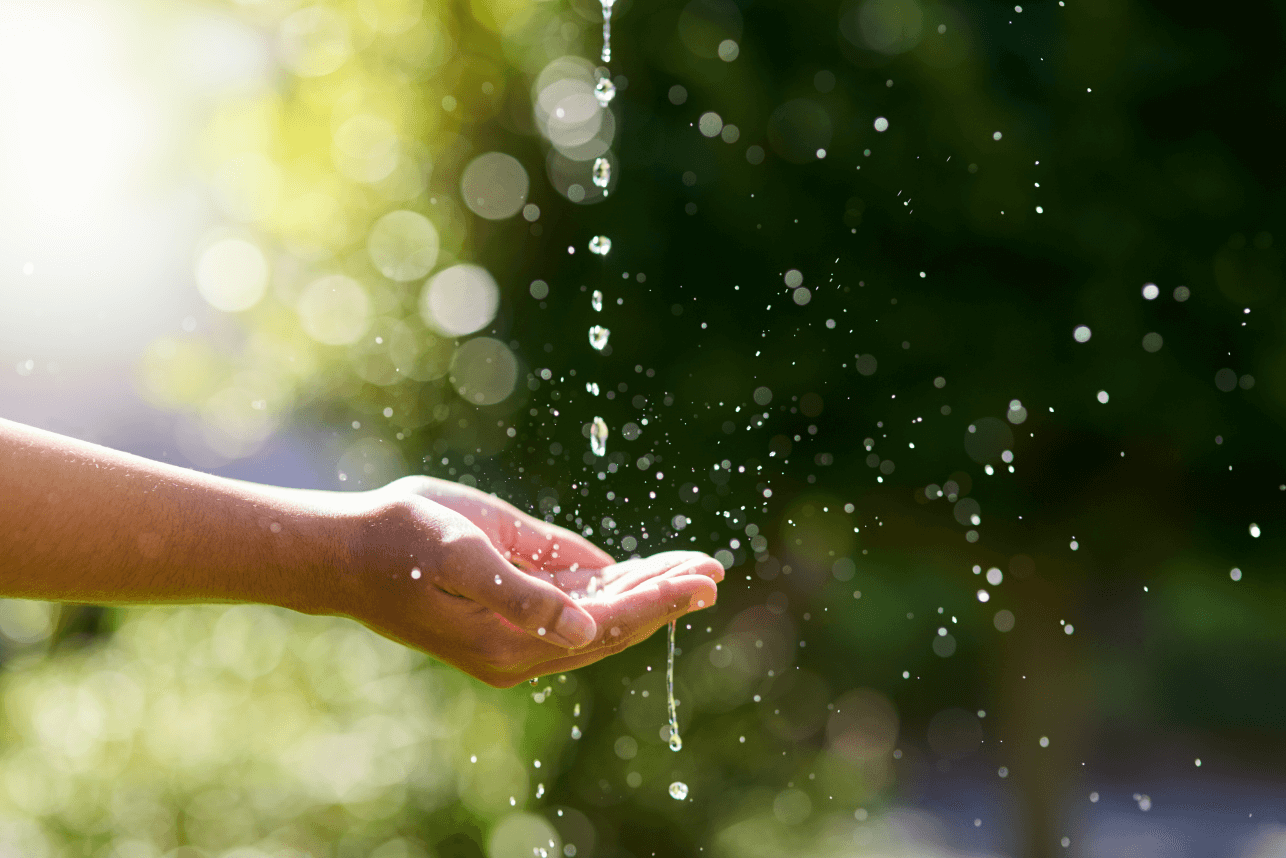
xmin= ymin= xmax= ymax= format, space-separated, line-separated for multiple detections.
xmin=2 ymin=0 xmax=1286 ymax=855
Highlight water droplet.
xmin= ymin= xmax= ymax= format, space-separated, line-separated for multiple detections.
xmin=589 ymin=325 xmax=610 ymax=350
xmin=1073 ymin=325 xmax=1092 ymax=343
xmin=536 ymin=783 xmax=545 ymax=798
xmin=592 ymin=289 xmax=604 ymax=312
xmin=669 ymin=781 xmax=689 ymax=800
xmin=411 ymin=567 xmax=421 ymax=579
xmin=1250 ymin=523 xmax=1261 ymax=538
xmin=591 ymin=417 xmax=609 ymax=456
xmin=594 ymin=77 xmax=616 ymax=108
xmin=593 ymin=157 xmax=611 ymax=189
xmin=496 ymin=574 xmax=503 ymax=585
xmin=589 ymin=235 xmax=612 ymax=256
xmin=570 ymin=725 xmax=583 ymax=739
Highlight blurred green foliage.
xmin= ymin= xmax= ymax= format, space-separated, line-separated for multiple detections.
xmin=6 ymin=0 xmax=1286 ymax=855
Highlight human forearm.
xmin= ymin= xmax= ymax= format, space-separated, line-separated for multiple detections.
xmin=0 ymin=416 xmax=723 ymax=686
xmin=0 ymin=417 xmax=348 ymax=612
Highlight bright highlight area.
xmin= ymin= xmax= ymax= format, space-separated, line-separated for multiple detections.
xmin=0 ymin=0 xmax=239 ymax=356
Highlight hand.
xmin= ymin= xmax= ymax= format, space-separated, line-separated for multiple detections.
xmin=337 ymin=476 xmax=723 ymax=687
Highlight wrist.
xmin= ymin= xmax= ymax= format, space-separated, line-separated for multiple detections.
xmin=286 ymin=485 xmax=446 ymax=621
xmin=263 ymin=489 xmax=368 ymax=618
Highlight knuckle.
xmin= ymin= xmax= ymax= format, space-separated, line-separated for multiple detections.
xmin=387 ymin=474 xmax=433 ymax=495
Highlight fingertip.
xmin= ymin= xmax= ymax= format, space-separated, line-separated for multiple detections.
xmin=678 ymin=555 xmax=726 ymax=583
xmin=688 ymin=592 xmax=715 ymax=612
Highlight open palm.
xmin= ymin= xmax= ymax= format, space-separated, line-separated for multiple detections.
xmin=349 ymin=477 xmax=723 ymax=686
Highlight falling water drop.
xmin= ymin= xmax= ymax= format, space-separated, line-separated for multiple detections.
xmin=599 ymin=0 xmax=614 ymax=64
xmin=592 ymin=289 xmax=603 ymax=311
xmin=669 ymin=781 xmax=688 ymax=800
xmin=666 ymin=620 xmax=682 ymax=751
xmin=570 ymin=725 xmax=582 ymax=740
xmin=589 ymin=325 xmax=610 ymax=350
xmin=593 ymin=157 xmax=611 ymax=189
xmin=591 ymin=416 xmax=609 ymax=456
xmin=594 ymin=76 xmax=616 ymax=108
xmin=589 ymin=235 xmax=612 ymax=256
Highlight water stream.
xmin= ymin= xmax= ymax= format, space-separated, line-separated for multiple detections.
xmin=589 ymin=0 xmax=685 ymax=799
xmin=666 ymin=619 xmax=681 ymax=752
xmin=599 ymin=0 xmax=614 ymax=64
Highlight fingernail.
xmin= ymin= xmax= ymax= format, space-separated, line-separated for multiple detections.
xmin=555 ymin=605 xmax=597 ymax=648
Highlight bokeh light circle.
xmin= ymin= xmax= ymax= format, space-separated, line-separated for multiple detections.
xmin=279 ymin=6 xmax=351 ymax=78
xmin=851 ymin=0 xmax=924 ymax=54
xmin=461 ymin=152 xmax=530 ymax=220
xmin=195 ymin=238 xmax=268 ymax=313
xmin=450 ymin=337 xmax=518 ymax=406
xmin=332 ymin=114 xmax=399 ymax=184
xmin=533 ymin=57 xmax=606 ymax=158
xmin=421 ymin=264 xmax=500 ymax=337
xmin=368 ymin=210 xmax=440 ymax=282
xmin=488 ymin=813 xmax=560 ymax=858
xmin=297 ymin=275 xmax=371 ymax=345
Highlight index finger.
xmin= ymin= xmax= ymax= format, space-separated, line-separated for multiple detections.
xmin=508 ymin=515 xmax=616 ymax=573
xmin=506 ymin=570 xmax=719 ymax=678
xmin=403 ymin=477 xmax=614 ymax=571
xmin=498 ymin=554 xmax=721 ymax=670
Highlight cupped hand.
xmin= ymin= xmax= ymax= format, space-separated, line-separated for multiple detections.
xmin=339 ymin=476 xmax=723 ymax=687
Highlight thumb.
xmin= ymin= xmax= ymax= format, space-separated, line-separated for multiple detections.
xmin=459 ymin=550 xmax=599 ymax=648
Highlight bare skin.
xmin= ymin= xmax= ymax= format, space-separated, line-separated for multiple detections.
xmin=0 ymin=417 xmax=722 ymax=687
